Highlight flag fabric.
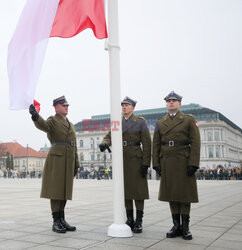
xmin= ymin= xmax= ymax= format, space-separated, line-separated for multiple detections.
xmin=8 ymin=0 xmax=108 ymax=110
xmin=34 ymin=100 xmax=40 ymax=113
xmin=51 ymin=0 xmax=108 ymax=39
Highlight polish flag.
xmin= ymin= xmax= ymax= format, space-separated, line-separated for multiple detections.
xmin=8 ymin=0 xmax=108 ymax=110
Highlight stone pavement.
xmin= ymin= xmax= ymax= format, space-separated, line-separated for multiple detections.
xmin=0 ymin=179 xmax=241 ymax=250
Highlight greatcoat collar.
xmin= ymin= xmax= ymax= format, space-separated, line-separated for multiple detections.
xmin=162 ymin=110 xmax=184 ymax=134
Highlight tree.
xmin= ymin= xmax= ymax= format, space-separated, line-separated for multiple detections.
xmin=6 ymin=152 xmax=14 ymax=170
xmin=0 ymin=144 xmax=7 ymax=169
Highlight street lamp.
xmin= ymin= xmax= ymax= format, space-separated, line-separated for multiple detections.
xmin=103 ymin=152 xmax=106 ymax=169
xmin=26 ymin=144 xmax=29 ymax=178
xmin=91 ymin=137 xmax=95 ymax=167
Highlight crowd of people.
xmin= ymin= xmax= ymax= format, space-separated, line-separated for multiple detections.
xmin=0 ymin=169 xmax=42 ymax=178
xmin=1 ymin=166 xmax=241 ymax=180
xmin=197 ymin=167 xmax=242 ymax=180
xmin=77 ymin=168 xmax=112 ymax=180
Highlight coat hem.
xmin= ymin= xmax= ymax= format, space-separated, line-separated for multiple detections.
xmin=40 ymin=195 xmax=72 ymax=200
xmin=158 ymin=198 xmax=199 ymax=203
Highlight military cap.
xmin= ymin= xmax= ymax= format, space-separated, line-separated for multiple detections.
xmin=164 ymin=91 xmax=182 ymax=102
xmin=53 ymin=95 xmax=69 ymax=106
xmin=121 ymin=96 xmax=137 ymax=107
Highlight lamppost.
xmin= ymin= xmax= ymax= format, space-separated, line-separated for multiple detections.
xmin=26 ymin=144 xmax=29 ymax=178
xmin=91 ymin=137 xmax=95 ymax=168
xmin=103 ymin=152 xmax=106 ymax=169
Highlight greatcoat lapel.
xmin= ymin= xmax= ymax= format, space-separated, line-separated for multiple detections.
xmin=56 ymin=114 xmax=70 ymax=129
xmin=122 ymin=114 xmax=137 ymax=134
xmin=162 ymin=111 xmax=184 ymax=135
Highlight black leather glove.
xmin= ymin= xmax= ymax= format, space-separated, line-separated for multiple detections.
xmin=187 ymin=165 xmax=198 ymax=176
xmin=74 ymin=168 xmax=78 ymax=177
xmin=140 ymin=165 xmax=149 ymax=178
xmin=153 ymin=166 xmax=161 ymax=176
xmin=99 ymin=143 xmax=108 ymax=152
xmin=29 ymin=104 xmax=39 ymax=121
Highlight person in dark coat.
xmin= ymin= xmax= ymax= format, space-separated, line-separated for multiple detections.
xmin=29 ymin=96 xmax=80 ymax=233
xmin=99 ymin=97 xmax=151 ymax=233
xmin=153 ymin=91 xmax=201 ymax=240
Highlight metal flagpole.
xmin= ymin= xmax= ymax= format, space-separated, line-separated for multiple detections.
xmin=106 ymin=0 xmax=132 ymax=237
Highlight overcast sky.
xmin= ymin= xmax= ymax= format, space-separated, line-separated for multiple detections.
xmin=0 ymin=0 xmax=242 ymax=150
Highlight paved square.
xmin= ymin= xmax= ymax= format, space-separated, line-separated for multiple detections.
xmin=0 ymin=179 xmax=241 ymax=249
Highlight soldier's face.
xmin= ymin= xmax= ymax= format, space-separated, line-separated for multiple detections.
xmin=55 ymin=104 xmax=69 ymax=117
xmin=122 ymin=104 xmax=134 ymax=116
xmin=166 ymin=99 xmax=181 ymax=113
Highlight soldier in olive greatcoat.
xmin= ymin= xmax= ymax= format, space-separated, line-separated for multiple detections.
xmin=153 ymin=91 xmax=201 ymax=240
xmin=99 ymin=97 xmax=151 ymax=233
xmin=29 ymin=96 xmax=79 ymax=233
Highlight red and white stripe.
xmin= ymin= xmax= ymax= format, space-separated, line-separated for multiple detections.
xmin=8 ymin=0 xmax=107 ymax=110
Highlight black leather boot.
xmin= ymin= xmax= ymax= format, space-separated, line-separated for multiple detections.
xmin=133 ymin=210 xmax=143 ymax=233
xmin=166 ymin=214 xmax=181 ymax=238
xmin=52 ymin=212 xmax=66 ymax=233
xmin=126 ymin=209 xmax=134 ymax=230
xmin=60 ymin=211 xmax=76 ymax=231
xmin=181 ymin=214 xmax=192 ymax=240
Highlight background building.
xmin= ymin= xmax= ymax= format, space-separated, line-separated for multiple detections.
xmin=0 ymin=142 xmax=47 ymax=174
xmin=75 ymin=103 xmax=242 ymax=170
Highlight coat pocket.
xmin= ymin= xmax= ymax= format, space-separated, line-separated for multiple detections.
xmin=159 ymin=152 xmax=164 ymax=158
xmin=136 ymin=150 xmax=143 ymax=158
xmin=184 ymin=151 xmax=190 ymax=158
xmin=50 ymin=150 xmax=63 ymax=156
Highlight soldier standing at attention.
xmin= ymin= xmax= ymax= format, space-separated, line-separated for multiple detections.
xmin=152 ymin=91 xmax=200 ymax=240
xmin=99 ymin=97 xmax=151 ymax=233
xmin=29 ymin=96 xmax=79 ymax=233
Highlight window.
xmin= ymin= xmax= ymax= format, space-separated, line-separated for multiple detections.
xmin=215 ymin=146 xmax=221 ymax=158
xmin=80 ymin=153 xmax=84 ymax=161
xmin=97 ymin=154 xmax=100 ymax=161
xmin=207 ymin=131 xmax=213 ymax=141
xmin=80 ymin=140 xmax=84 ymax=148
xmin=91 ymin=154 xmax=94 ymax=161
xmin=214 ymin=130 xmax=220 ymax=141
xmin=208 ymin=146 xmax=214 ymax=158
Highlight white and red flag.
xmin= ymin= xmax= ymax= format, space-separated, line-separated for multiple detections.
xmin=8 ymin=0 xmax=108 ymax=110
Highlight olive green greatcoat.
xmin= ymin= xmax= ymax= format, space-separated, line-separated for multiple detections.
xmin=102 ymin=114 xmax=151 ymax=200
xmin=152 ymin=111 xmax=200 ymax=203
xmin=33 ymin=114 xmax=80 ymax=200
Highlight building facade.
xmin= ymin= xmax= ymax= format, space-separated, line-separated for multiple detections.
xmin=76 ymin=131 xmax=112 ymax=170
xmin=0 ymin=142 xmax=47 ymax=173
xmin=75 ymin=104 xmax=242 ymax=170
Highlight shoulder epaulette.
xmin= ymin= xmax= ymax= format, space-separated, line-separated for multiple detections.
xmin=185 ymin=114 xmax=195 ymax=118
xmin=138 ymin=116 xmax=146 ymax=120
xmin=47 ymin=116 xmax=54 ymax=121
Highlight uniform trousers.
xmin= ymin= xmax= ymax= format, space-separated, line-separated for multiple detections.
xmin=125 ymin=199 xmax=144 ymax=211
xmin=50 ymin=199 xmax=67 ymax=212
xmin=169 ymin=201 xmax=191 ymax=215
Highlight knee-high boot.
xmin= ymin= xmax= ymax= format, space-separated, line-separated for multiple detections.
xmin=59 ymin=211 xmax=76 ymax=231
xmin=181 ymin=214 xmax=192 ymax=240
xmin=133 ymin=210 xmax=143 ymax=233
xmin=52 ymin=212 xmax=66 ymax=233
xmin=166 ymin=214 xmax=181 ymax=238
xmin=126 ymin=209 xmax=134 ymax=230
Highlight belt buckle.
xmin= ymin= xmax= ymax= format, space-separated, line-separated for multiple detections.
xmin=168 ymin=140 xmax=174 ymax=147
xmin=70 ymin=141 xmax=75 ymax=147
xmin=123 ymin=141 xmax=127 ymax=147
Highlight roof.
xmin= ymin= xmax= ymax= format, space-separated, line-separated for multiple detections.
xmin=75 ymin=103 xmax=242 ymax=133
xmin=0 ymin=142 xmax=47 ymax=158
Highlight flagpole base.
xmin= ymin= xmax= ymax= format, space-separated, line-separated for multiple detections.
xmin=107 ymin=223 xmax=133 ymax=237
